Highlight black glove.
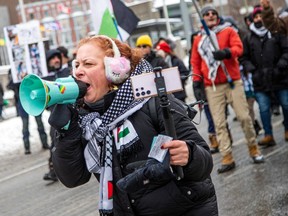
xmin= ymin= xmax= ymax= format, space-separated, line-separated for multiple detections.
xmin=48 ymin=104 xmax=80 ymax=137
xmin=277 ymin=59 xmax=288 ymax=69
xmin=116 ymin=159 xmax=174 ymax=193
xmin=193 ymin=81 xmax=206 ymax=101
xmin=212 ymin=48 xmax=231 ymax=61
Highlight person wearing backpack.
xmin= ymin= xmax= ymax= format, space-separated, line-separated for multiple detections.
xmin=50 ymin=35 xmax=218 ymax=216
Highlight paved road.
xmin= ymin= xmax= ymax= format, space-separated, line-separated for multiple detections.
xmin=0 ymin=86 xmax=287 ymax=215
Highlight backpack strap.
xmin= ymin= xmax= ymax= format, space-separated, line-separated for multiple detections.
xmin=147 ymin=97 xmax=160 ymax=132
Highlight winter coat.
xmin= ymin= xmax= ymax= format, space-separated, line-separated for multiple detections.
xmin=262 ymin=7 xmax=288 ymax=35
xmin=191 ymin=26 xmax=243 ymax=86
xmin=52 ymin=94 xmax=218 ymax=216
xmin=240 ymin=31 xmax=288 ymax=92
xmin=145 ymin=50 xmax=169 ymax=69
xmin=168 ymin=55 xmax=190 ymax=101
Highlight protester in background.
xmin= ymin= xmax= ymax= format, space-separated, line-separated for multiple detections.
xmin=153 ymin=37 xmax=176 ymax=51
xmin=42 ymin=49 xmax=70 ymax=181
xmin=240 ymin=66 xmax=263 ymax=136
xmin=191 ymin=6 xmax=265 ymax=174
xmin=240 ymin=6 xmax=288 ymax=146
xmin=244 ymin=13 xmax=253 ymax=29
xmin=260 ymin=0 xmax=288 ymax=35
xmin=51 ymin=35 xmax=218 ymax=216
xmin=156 ymin=41 xmax=189 ymax=102
xmin=0 ymin=83 xmax=4 ymax=121
xmin=6 ymin=70 xmax=49 ymax=154
xmin=135 ymin=34 xmax=168 ymax=69
xmin=57 ymin=46 xmax=72 ymax=70
xmin=189 ymin=31 xmax=221 ymax=153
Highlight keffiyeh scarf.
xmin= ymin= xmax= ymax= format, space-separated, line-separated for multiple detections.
xmin=198 ymin=22 xmax=231 ymax=85
xmin=79 ymin=59 xmax=153 ymax=215
xmin=250 ymin=23 xmax=272 ymax=38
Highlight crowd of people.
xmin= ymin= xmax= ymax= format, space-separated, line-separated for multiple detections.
xmin=1 ymin=0 xmax=287 ymax=215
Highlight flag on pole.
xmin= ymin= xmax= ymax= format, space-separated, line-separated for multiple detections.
xmin=89 ymin=0 xmax=140 ymax=41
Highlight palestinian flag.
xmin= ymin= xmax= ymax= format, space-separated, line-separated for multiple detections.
xmin=89 ymin=0 xmax=140 ymax=41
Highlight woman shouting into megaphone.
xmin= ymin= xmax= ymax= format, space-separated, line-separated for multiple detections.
xmin=50 ymin=35 xmax=218 ymax=216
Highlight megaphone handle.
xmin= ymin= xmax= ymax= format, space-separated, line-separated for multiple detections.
xmin=48 ymin=104 xmax=72 ymax=131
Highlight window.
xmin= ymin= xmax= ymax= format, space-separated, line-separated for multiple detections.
xmin=72 ymin=11 xmax=86 ymax=42
xmin=57 ymin=14 xmax=73 ymax=47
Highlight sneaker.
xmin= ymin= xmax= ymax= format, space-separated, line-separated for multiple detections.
xmin=285 ymin=131 xmax=288 ymax=142
xmin=252 ymin=155 xmax=265 ymax=164
xmin=43 ymin=170 xmax=58 ymax=181
xmin=42 ymin=144 xmax=50 ymax=150
xmin=25 ymin=149 xmax=31 ymax=155
xmin=258 ymin=135 xmax=276 ymax=147
xmin=272 ymin=106 xmax=280 ymax=116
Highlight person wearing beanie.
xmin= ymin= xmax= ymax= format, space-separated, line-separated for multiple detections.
xmin=57 ymin=46 xmax=72 ymax=74
xmin=156 ymin=41 xmax=189 ymax=102
xmin=135 ymin=34 xmax=168 ymax=69
xmin=191 ymin=5 xmax=265 ymax=174
xmin=136 ymin=34 xmax=153 ymax=48
xmin=260 ymin=0 xmax=288 ymax=35
xmin=201 ymin=5 xmax=218 ymax=18
xmin=240 ymin=3 xmax=288 ymax=148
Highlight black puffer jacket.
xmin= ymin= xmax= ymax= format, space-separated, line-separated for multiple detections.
xmin=145 ymin=50 xmax=169 ymax=69
xmin=240 ymin=31 xmax=288 ymax=92
xmin=170 ymin=56 xmax=190 ymax=102
xmin=52 ymin=95 xmax=218 ymax=216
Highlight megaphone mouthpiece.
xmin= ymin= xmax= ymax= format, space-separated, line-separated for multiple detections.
xmin=74 ymin=78 xmax=88 ymax=99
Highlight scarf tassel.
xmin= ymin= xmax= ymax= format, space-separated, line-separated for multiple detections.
xmin=99 ymin=209 xmax=113 ymax=216
xmin=120 ymin=140 xmax=143 ymax=164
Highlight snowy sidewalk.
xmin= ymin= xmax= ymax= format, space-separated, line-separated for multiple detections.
xmin=0 ymin=106 xmax=51 ymax=157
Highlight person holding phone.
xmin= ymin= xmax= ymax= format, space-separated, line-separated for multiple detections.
xmin=50 ymin=35 xmax=218 ymax=216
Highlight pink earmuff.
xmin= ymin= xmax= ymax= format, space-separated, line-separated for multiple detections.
xmin=104 ymin=56 xmax=131 ymax=84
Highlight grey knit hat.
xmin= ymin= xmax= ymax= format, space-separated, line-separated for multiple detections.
xmin=201 ymin=5 xmax=218 ymax=16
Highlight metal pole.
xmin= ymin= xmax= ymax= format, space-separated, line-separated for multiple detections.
xmin=219 ymin=0 xmax=224 ymax=16
xmin=180 ymin=0 xmax=192 ymax=49
xmin=18 ymin=0 xmax=27 ymax=23
xmin=163 ymin=0 xmax=173 ymax=38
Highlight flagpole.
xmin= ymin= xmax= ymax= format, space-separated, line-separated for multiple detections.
xmin=112 ymin=17 xmax=123 ymax=42
xmin=163 ymin=0 xmax=173 ymax=38
xmin=109 ymin=0 xmax=123 ymax=41
xmin=18 ymin=0 xmax=27 ymax=23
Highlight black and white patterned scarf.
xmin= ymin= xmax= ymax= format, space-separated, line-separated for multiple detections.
xmin=198 ymin=22 xmax=231 ymax=85
xmin=79 ymin=59 xmax=153 ymax=215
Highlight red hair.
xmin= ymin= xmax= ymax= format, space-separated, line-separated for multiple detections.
xmin=76 ymin=36 xmax=142 ymax=72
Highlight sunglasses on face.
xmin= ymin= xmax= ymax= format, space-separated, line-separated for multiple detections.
xmin=203 ymin=11 xmax=217 ymax=17
xmin=137 ymin=45 xmax=148 ymax=48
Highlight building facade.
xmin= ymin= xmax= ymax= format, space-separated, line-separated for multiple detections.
xmin=16 ymin=0 xmax=92 ymax=51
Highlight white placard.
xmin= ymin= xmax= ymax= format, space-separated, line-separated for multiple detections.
xmin=3 ymin=20 xmax=48 ymax=83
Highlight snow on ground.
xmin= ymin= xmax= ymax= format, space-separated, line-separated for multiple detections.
xmin=0 ymin=107 xmax=51 ymax=156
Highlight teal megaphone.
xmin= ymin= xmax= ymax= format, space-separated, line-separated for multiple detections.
xmin=19 ymin=74 xmax=87 ymax=116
